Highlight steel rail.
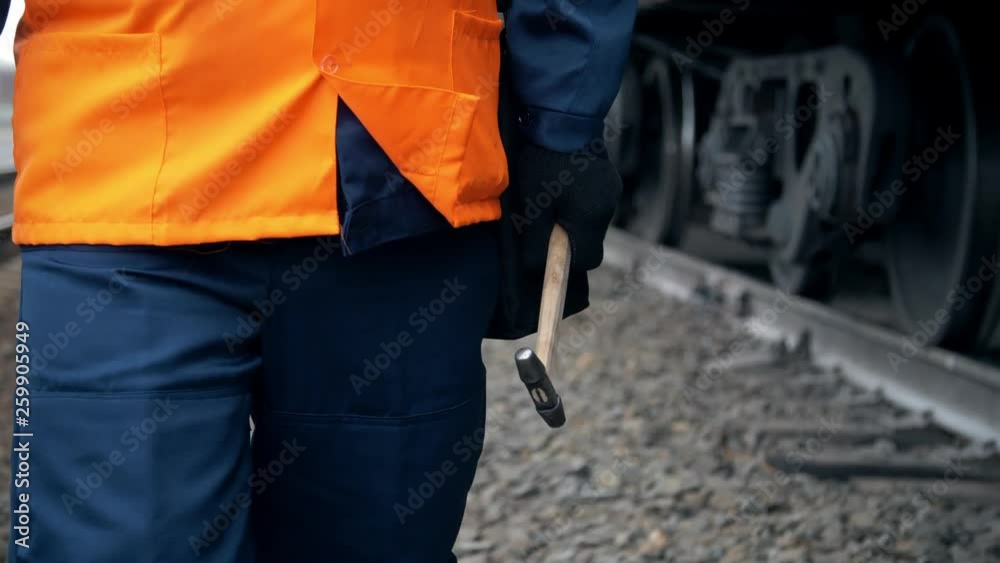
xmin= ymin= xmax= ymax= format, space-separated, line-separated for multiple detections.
xmin=603 ymin=228 xmax=1000 ymax=445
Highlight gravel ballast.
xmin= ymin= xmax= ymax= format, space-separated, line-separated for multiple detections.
xmin=0 ymin=259 xmax=996 ymax=562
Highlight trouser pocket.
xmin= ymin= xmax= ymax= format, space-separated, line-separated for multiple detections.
xmin=250 ymin=391 xmax=488 ymax=563
xmin=10 ymin=390 xmax=254 ymax=563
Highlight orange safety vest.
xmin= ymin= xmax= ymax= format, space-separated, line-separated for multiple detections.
xmin=11 ymin=0 xmax=507 ymax=245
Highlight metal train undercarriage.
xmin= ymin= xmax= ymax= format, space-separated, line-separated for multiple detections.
xmin=607 ymin=2 xmax=1000 ymax=354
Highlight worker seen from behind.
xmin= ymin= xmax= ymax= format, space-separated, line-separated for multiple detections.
xmin=4 ymin=0 xmax=637 ymax=561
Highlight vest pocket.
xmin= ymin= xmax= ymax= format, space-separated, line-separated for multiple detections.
xmin=450 ymin=11 xmax=508 ymax=205
xmin=450 ymin=11 xmax=503 ymax=97
xmin=13 ymin=33 xmax=167 ymax=225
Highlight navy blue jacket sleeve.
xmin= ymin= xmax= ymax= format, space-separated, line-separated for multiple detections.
xmin=1 ymin=1 xmax=10 ymax=34
xmin=505 ymin=0 xmax=637 ymax=153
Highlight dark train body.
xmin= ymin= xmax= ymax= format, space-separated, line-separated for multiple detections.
xmin=608 ymin=1 xmax=999 ymax=354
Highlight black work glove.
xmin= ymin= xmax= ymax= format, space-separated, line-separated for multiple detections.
xmin=485 ymin=41 xmax=624 ymax=340
xmin=514 ymin=142 xmax=623 ymax=272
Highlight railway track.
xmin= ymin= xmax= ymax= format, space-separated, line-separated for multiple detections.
xmin=602 ymin=226 xmax=1000 ymax=513
xmin=472 ymin=238 xmax=1000 ymax=561
xmin=604 ymin=227 xmax=1000 ymax=446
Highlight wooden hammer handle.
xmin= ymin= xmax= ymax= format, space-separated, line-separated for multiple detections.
xmin=535 ymin=224 xmax=571 ymax=372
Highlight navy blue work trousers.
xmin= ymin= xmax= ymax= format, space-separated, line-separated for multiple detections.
xmin=9 ymin=223 xmax=499 ymax=562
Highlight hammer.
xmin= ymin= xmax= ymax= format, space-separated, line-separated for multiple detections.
xmin=515 ymin=224 xmax=570 ymax=428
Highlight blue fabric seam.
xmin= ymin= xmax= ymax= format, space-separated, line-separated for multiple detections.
xmin=28 ymin=387 xmax=249 ymax=399
xmin=263 ymin=398 xmax=473 ymax=424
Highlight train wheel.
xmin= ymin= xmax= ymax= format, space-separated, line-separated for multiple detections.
xmin=609 ymin=62 xmax=642 ymax=232
xmin=949 ymin=21 xmax=1000 ymax=352
xmin=766 ymin=194 xmax=838 ymax=299
xmin=884 ymin=17 xmax=998 ymax=350
xmin=606 ymin=62 xmax=642 ymax=184
xmin=615 ymin=57 xmax=696 ymax=246
xmin=768 ymin=256 xmax=837 ymax=298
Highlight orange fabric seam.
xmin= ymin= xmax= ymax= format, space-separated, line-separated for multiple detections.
xmin=150 ymin=33 xmax=168 ymax=244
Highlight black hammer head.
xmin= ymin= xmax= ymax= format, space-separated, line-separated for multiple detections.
xmin=514 ymin=348 xmax=566 ymax=428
